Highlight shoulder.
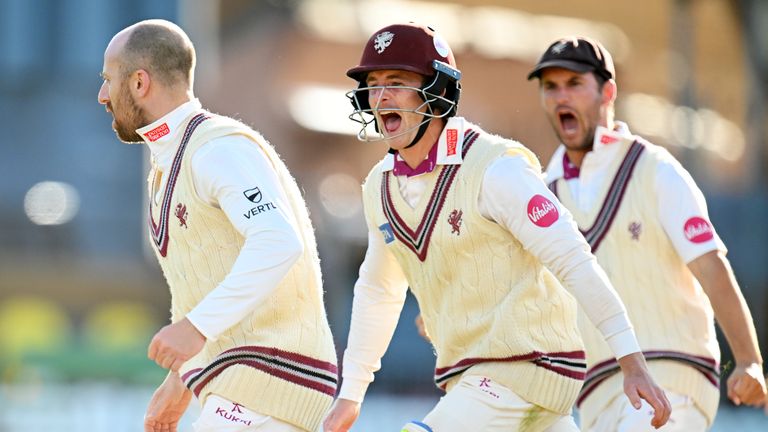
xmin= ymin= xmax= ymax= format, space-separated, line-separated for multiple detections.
xmin=466 ymin=124 xmax=542 ymax=171
xmin=362 ymin=154 xmax=390 ymax=190
xmin=196 ymin=112 xmax=268 ymax=144
xmin=632 ymin=137 xmax=699 ymax=190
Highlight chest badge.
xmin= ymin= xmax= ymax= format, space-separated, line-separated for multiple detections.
xmin=175 ymin=203 xmax=189 ymax=228
xmin=448 ymin=209 xmax=463 ymax=235
xmin=628 ymin=221 xmax=641 ymax=240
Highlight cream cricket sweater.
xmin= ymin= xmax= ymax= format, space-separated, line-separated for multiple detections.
xmin=147 ymin=112 xmax=337 ymax=431
xmin=361 ymin=128 xmax=586 ymax=415
xmin=549 ymin=138 xmax=720 ymax=427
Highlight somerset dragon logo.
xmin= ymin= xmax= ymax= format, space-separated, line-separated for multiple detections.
xmin=684 ymin=217 xmax=713 ymax=243
xmin=175 ymin=203 xmax=188 ymax=228
xmin=527 ymin=195 xmax=559 ymax=227
xmin=447 ymin=209 xmax=463 ymax=235
xmin=628 ymin=221 xmax=642 ymax=240
xmin=374 ymin=31 xmax=395 ymax=53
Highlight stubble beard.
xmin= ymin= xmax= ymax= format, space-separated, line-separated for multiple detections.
xmin=111 ymin=84 xmax=149 ymax=144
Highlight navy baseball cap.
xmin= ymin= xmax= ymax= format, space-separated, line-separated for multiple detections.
xmin=527 ymin=36 xmax=614 ymax=81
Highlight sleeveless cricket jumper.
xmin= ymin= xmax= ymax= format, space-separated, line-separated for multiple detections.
xmin=548 ymin=137 xmax=720 ymax=428
xmin=148 ymin=111 xmax=337 ymax=431
xmin=362 ymin=125 xmax=586 ymax=415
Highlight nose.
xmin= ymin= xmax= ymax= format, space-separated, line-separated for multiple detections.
xmin=368 ymin=86 xmax=390 ymax=109
xmin=552 ymin=86 xmax=570 ymax=105
xmin=98 ymin=81 xmax=109 ymax=105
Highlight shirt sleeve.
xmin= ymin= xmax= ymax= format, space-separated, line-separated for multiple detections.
xmin=184 ymin=134 xmax=304 ymax=340
xmin=337 ymin=204 xmax=410 ymax=403
xmin=480 ymin=154 xmax=640 ymax=359
xmin=655 ymin=158 xmax=726 ymax=264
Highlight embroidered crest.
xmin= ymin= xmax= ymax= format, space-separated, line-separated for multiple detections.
xmin=374 ymin=31 xmax=395 ymax=54
xmin=175 ymin=203 xmax=188 ymax=228
xmin=551 ymin=40 xmax=569 ymax=54
xmin=629 ymin=221 xmax=641 ymax=240
xmin=448 ymin=209 xmax=463 ymax=235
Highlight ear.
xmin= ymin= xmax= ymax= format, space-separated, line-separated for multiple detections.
xmin=602 ymin=79 xmax=617 ymax=106
xmin=131 ymin=69 xmax=151 ymax=98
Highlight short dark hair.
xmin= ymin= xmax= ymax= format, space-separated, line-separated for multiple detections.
xmin=121 ymin=21 xmax=195 ymax=88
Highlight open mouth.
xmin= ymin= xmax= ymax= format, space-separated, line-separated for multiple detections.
xmin=557 ymin=109 xmax=579 ymax=136
xmin=380 ymin=112 xmax=402 ymax=134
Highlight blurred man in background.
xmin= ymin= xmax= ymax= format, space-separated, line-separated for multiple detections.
xmin=98 ymin=19 xmax=337 ymax=432
xmin=529 ymin=35 xmax=766 ymax=431
xmin=323 ymin=22 xmax=670 ymax=432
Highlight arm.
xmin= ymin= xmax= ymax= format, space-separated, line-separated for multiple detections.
xmin=324 ymin=209 xmax=410 ymax=432
xmin=688 ymin=250 xmax=765 ymax=406
xmin=148 ymin=135 xmax=303 ymax=371
xmin=655 ymin=159 xmax=766 ymax=407
xmin=143 ymin=371 xmax=192 ymax=432
xmin=481 ymin=154 xmax=670 ymax=427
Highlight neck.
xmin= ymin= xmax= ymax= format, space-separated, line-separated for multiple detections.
xmin=146 ymin=89 xmax=195 ymax=124
xmin=565 ymin=118 xmax=615 ymax=168
xmin=397 ymin=119 xmax=444 ymax=168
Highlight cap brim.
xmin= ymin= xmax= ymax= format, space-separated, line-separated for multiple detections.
xmin=526 ymin=60 xmax=595 ymax=80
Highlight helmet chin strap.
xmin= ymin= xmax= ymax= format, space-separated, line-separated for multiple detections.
xmin=402 ymin=114 xmax=432 ymax=150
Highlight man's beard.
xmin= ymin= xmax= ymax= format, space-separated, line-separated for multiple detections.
xmin=111 ymin=85 xmax=148 ymax=143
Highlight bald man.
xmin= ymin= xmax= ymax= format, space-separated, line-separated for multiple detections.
xmin=98 ymin=19 xmax=337 ymax=432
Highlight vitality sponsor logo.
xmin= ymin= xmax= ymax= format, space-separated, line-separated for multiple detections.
xmin=683 ymin=216 xmax=713 ymax=243
xmin=527 ymin=194 xmax=559 ymax=227
xmin=379 ymin=222 xmax=395 ymax=244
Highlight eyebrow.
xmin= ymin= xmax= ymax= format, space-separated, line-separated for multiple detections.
xmin=367 ymin=71 xmax=412 ymax=84
xmin=99 ymin=72 xmax=109 ymax=80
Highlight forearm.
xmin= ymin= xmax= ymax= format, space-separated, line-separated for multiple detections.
xmin=559 ymin=255 xmax=640 ymax=359
xmin=186 ymin=227 xmax=302 ymax=339
xmin=339 ymin=231 xmax=409 ymax=402
xmin=690 ymin=251 xmax=762 ymax=365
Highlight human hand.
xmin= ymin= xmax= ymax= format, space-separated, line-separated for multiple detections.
xmin=414 ymin=314 xmax=430 ymax=342
xmin=618 ymin=352 xmax=671 ymax=429
xmin=148 ymin=317 xmax=206 ymax=371
xmin=727 ymin=362 xmax=766 ymax=407
xmin=323 ymin=398 xmax=361 ymax=432
xmin=144 ymin=372 xmax=193 ymax=432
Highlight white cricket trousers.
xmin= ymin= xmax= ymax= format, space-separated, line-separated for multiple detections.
xmin=192 ymin=394 xmax=307 ymax=432
xmin=401 ymin=375 xmax=579 ymax=432
xmin=586 ymin=391 xmax=708 ymax=432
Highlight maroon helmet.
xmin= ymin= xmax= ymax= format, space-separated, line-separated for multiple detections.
xmin=346 ymin=23 xmax=461 ymax=143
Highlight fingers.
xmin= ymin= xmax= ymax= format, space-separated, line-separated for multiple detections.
xmin=145 ymin=418 xmax=178 ymax=432
xmin=730 ymin=375 xmax=766 ymax=406
xmin=170 ymin=358 xmax=185 ymax=373
xmin=628 ymin=382 xmax=670 ymax=429
xmin=148 ymin=336 xmax=184 ymax=370
xmin=645 ymin=388 xmax=671 ymax=429
xmin=148 ymin=336 xmax=160 ymax=362
xmin=626 ymin=386 xmax=642 ymax=410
